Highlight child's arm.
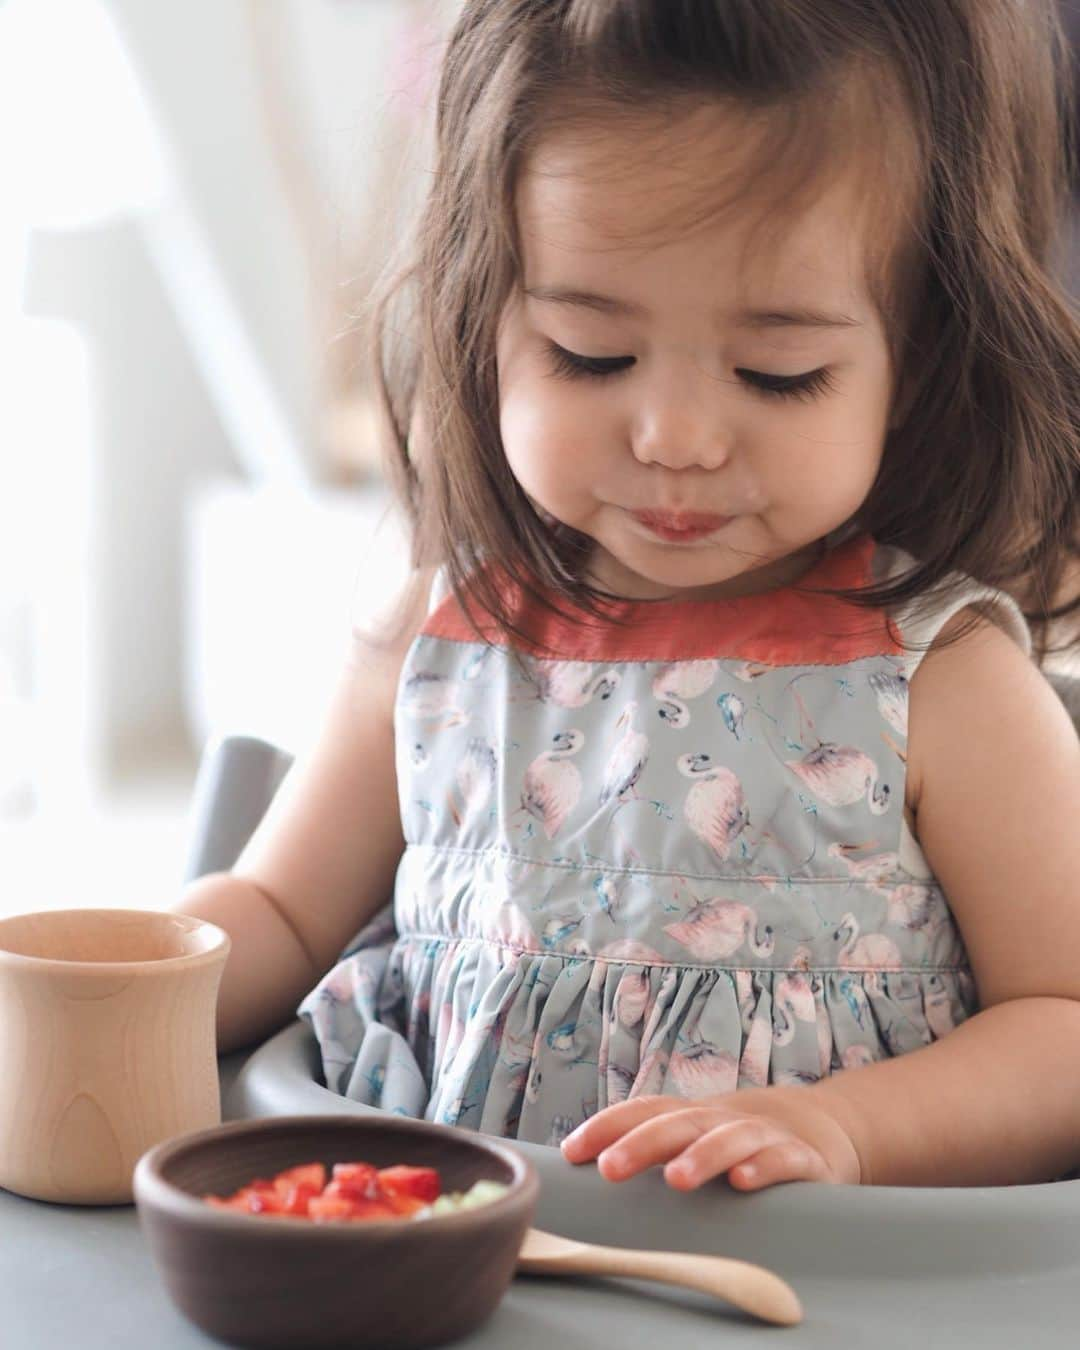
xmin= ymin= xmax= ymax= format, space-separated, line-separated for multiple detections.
xmin=565 ymin=610 xmax=1080 ymax=1190
xmin=801 ymin=609 xmax=1080 ymax=1186
xmin=171 ymin=568 xmax=435 ymax=1055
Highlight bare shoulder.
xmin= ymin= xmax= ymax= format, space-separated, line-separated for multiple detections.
xmin=345 ymin=565 xmax=440 ymax=711
xmin=906 ymin=605 xmax=1071 ymax=813
xmin=902 ymin=607 xmax=1080 ymax=1008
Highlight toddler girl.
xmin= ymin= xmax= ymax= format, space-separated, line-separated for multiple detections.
xmin=176 ymin=0 xmax=1080 ymax=1192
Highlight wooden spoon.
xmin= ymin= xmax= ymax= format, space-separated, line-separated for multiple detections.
xmin=517 ymin=1227 xmax=803 ymax=1326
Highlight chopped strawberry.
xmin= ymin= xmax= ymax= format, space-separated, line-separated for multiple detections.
xmin=202 ymin=1157 xmax=449 ymax=1222
xmin=272 ymin=1163 xmax=326 ymax=1195
xmin=375 ymin=1166 xmax=441 ymax=1203
xmin=383 ymin=1192 xmax=428 ymax=1217
xmin=245 ymin=1187 xmax=289 ymax=1215
xmin=308 ymin=1195 xmax=357 ymax=1221
xmin=204 ymin=1195 xmax=250 ymax=1212
xmin=330 ymin=1162 xmax=380 ymax=1200
xmin=279 ymin=1182 xmax=321 ymax=1216
xmin=344 ymin=1198 xmax=400 ymax=1222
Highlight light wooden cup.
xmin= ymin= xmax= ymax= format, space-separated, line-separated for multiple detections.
xmin=0 ymin=908 xmax=230 ymax=1205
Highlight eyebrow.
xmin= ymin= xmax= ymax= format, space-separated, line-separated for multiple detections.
xmin=523 ymin=285 xmax=862 ymax=330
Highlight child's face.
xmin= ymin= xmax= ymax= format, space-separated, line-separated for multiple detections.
xmin=495 ymin=103 xmax=899 ymax=601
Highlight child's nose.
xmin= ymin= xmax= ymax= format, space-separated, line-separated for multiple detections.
xmin=630 ymin=365 xmax=734 ymax=472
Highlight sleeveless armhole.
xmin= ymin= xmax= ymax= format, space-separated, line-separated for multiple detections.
xmin=343 ymin=561 xmax=442 ymax=744
xmin=872 ymin=543 xmax=1033 ymax=876
xmin=872 ymin=543 xmax=1033 ymax=682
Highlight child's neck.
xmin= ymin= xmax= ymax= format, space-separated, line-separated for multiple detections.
xmin=583 ymin=537 xmax=829 ymax=604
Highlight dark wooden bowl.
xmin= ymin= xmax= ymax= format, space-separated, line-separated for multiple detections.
xmin=133 ymin=1114 xmax=539 ymax=1350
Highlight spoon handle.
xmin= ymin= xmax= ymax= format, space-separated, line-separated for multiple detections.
xmin=523 ymin=1241 xmax=803 ymax=1326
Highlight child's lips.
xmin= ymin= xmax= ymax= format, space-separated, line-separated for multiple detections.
xmin=632 ymin=510 xmax=734 ymax=541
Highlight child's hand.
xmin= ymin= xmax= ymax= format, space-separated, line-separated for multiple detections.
xmin=560 ymin=1088 xmax=862 ymax=1192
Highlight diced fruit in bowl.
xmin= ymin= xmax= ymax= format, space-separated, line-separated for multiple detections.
xmin=203 ymin=1158 xmax=508 ymax=1222
xmin=133 ymin=1114 xmax=538 ymax=1350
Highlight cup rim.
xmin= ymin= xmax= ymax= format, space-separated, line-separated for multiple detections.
xmin=134 ymin=1113 xmax=540 ymax=1237
xmin=0 ymin=907 xmax=231 ymax=974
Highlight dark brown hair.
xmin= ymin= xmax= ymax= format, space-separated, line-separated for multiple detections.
xmin=369 ymin=0 xmax=1079 ymax=666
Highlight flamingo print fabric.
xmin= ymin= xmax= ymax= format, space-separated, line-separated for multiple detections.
xmin=298 ymin=532 xmax=1031 ymax=1146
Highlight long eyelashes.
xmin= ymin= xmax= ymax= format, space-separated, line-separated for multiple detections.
xmin=734 ymin=366 xmax=835 ymax=401
xmin=547 ymin=345 xmax=636 ymax=380
xmin=544 ymin=342 xmax=836 ymax=403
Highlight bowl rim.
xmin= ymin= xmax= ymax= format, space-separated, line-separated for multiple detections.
xmin=134 ymin=1113 xmax=539 ymax=1236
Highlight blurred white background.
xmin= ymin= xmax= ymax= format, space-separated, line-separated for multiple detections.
xmin=0 ymin=0 xmax=460 ymax=914
xmin=0 ymin=0 xmax=1075 ymax=919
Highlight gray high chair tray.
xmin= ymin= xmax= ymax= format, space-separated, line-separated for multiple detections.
xmin=202 ymin=733 xmax=1080 ymax=1347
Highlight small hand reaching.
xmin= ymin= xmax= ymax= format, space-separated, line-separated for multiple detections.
xmin=560 ymin=1088 xmax=863 ymax=1192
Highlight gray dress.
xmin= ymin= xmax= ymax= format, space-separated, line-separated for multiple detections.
xmin=298 ymin=531 xmax=1031 ymax=1147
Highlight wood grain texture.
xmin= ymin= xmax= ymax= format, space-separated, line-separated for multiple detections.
xmin=0 ymin=908 xmax=229 ymax=1204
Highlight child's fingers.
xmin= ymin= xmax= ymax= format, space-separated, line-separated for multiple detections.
xmin=597 ymin=1111 xmax=792 ymax=1185
xmin=560 ymin=1095 xmax=685 ymax=1162
xmin=724 ymin=1140 xmax=832 ymax=1191
xmin=659 ymin=1118 xmax=801 ymax=1188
